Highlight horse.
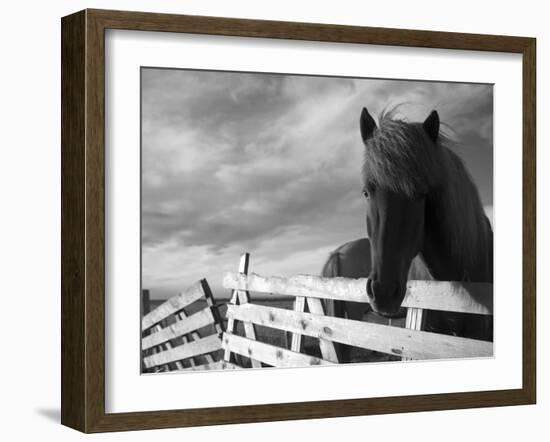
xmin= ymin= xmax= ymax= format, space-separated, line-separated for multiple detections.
xmin=322 ymin=238 xmax=432 ymax=318
xmin=322 ymin=106 xmax=493 ymax=361
xmin=321 ymin=238 xmax=432 ymax=361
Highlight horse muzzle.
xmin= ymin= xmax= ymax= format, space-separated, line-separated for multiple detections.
xmin=366 ymin=277 xmax=404 ymax=317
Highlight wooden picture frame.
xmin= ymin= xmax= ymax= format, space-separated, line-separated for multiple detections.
xmin=61 ymin=8 xmax=536 ymax=433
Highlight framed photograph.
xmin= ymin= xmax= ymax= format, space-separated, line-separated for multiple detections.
xmin=61 ymin=9 xmax=536 ymax=433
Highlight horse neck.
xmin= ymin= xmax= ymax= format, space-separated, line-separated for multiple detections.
xmin=419 ymin=152 xmax=493 ymax=283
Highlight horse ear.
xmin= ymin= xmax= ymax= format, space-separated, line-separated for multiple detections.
xmin=360 ymin=107 xmax=377 ymax=142
xmin=423 ymin=110 xmax=440 ymax=143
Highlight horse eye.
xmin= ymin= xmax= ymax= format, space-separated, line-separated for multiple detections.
xmin=363 ymin=185 xmax=375 ymax=198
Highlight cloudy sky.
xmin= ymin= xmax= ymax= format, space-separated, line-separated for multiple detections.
xmin=141 ymin=68 xmax=493 ymax=299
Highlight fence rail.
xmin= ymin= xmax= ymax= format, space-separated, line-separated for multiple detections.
xmin=143 ymin=334 xmax=222 ymax=368
xmin=142 ymin=256 xmax=493 ymax=372
xmin=222 ymin=333 xmax=334 ymax=368
xmin=226 ymin=302 xmax=492 ymax=360
xmin=142 ymin=307 xmax=217 ymax=351
xmin=222 ymin=268 xmax=493 ymax=366
xmin=142 ymin=281 xmax=208 ymax=330
xmin=223 ymin=272 xmax=493 ymax=315
xmin=141 ymin=279 xmax=226 ymax=372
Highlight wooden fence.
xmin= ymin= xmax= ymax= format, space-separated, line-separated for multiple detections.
xmin=142 ymin=254 xmax=493 ymax=372
xmin=221 ymin=261 xmax=493 ymax=367
xmin=141 ymin=279 xmax=239 ymax=373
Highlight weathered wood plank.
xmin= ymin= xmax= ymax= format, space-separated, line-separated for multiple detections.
xmin=175 ymin=310 xmax=197 ymax=367
xmin=142 ymin=280 xmax=207 ymax=330
xmin=224 ymin=253 xmax=250 ymax=363
xmin=232 ymin=258 xmax=261 ymax=367
xmin=178 ymin=308 xmax=217 ymax=365
xmin=405 ymin=308 xmax=425 ymax=330
xmin=324 ymin=299 xmax=336 ymax=317
xmin=223 ymin=253 xmax=262 ymax=368
xmin=403 ymin=307 xmax=425 ymax=361
xmin=226 ymin=304 xmax=493 ymax=360
xmin=143 ymin=334 xmax=222 ymax=368
xmin=229 ymin=253 xmax=250 ymax=304
xmin=222 ymin=333 xmax=333 ymax=368
xmin=180 ymin=361 xmax=242 ymax=371
xmin=142 ymin=307 xmax=216 ymax=350
xmin=178 ymin=281 xmax=224 ymax=366
xmin=223 ymin=273 xmax=493 ymax=315
xmin=290 ymin=296 xmax=306 ymax=352
xmin=306 ymin=297 xmax=339 ymax=363
xmin=149 ymin=324 xmax=182 ymax=371
xmin=200 ymin=279 xmax=225 ymax=335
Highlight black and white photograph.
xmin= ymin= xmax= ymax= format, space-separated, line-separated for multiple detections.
xmin=140 ymin=68 xmax=494 ymax=373
xmin=2 ymin=0 xmax=543 ymax=437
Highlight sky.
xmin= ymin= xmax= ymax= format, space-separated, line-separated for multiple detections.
xmin=141 ymin=68 xmax=493 ymax=299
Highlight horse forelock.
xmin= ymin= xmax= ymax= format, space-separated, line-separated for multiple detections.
xmin=361 ymin=110 xmax=447 ymax=197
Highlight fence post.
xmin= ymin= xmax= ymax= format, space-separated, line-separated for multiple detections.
xmin=306 ymin=297 xmax=339 ymax=362
xmin=402 ymin=307 xmax=425 ymax=361
xmin=141 ymin=290 xmax=151 ymax=373
xmin=290 ymin=297 xmax=306 ymax=352
xmin=142 ymin=289 xmax=151 ymax=319
xmin=199 ymin=279 xmax=224 ymax=365
xmin=224 ymin=253 xmax=262 ymax=368
xmin=175 ymin=309 xmax=203 ymax=368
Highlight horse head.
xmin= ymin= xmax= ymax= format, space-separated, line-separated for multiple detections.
xmin=360 ymin=107 xmax=442 ymax=317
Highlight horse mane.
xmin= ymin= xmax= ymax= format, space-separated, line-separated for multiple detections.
xmin=362 ymin=107 xmax=447 ymax=197
xmin=362 ymin=107 xmax=492 ymax=280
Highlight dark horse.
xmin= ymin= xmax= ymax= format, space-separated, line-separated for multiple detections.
xmin=322 ymin=107 xmax=493 ymax=361
xmin=322 ymin=238 xmax=431 ymax=321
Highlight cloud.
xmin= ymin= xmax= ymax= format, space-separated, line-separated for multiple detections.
xmin=141 ymin=68 xmax=493 ymax=298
